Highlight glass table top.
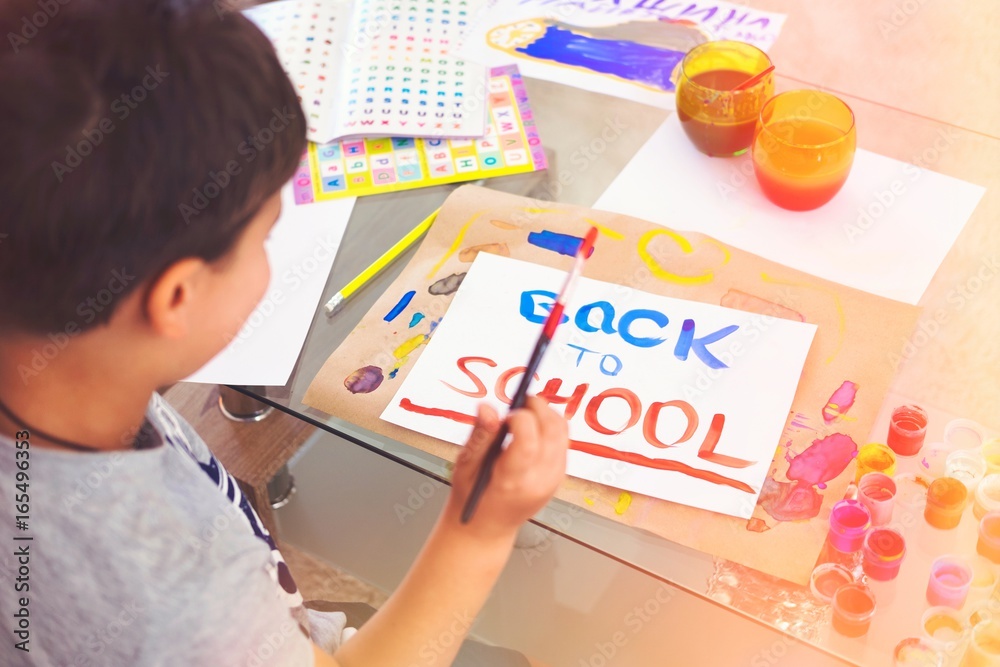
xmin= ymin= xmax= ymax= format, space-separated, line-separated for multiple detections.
xmin=235 ymin=15 xmax=1000 ymax=663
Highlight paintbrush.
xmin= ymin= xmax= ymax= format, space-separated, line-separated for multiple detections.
xmin=460 ymin=226 xmax=599 ymax=524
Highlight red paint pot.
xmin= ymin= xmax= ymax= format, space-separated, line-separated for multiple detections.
xmin=887 ymin=404 xmax=928 ymax=456
xmin=862 ymin=527 xmax=906 ymax=581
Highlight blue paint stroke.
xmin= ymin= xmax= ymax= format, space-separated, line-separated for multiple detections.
xmin=527 ymin=230 xmax=596 ymax=258
xmin=516 ymin=26 xmax=684 ymax=92
xmin=384 ymin=290 xmax=416 ymax=322
xmin=408 ymin=312 xmax=426 ymax=328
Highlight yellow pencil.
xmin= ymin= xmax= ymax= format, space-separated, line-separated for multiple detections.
xmin=323 ymin=208 xmax=439 ymax=316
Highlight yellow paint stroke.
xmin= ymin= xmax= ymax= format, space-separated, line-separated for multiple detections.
xmin=393 ymin=333 xmax=427 ymax=359
xmin=523 ymin=207 xmax=564 ymax=215
xmin=637 ymin=229 xmax=730 ymax=285
xmin=426 ymin=209 xmax=485 ymax=279
xmin=613 ymin=492 xmax=632 ymax=515
xmin=584 ymin=217 xmax=625 ymax=241
xmin=584 ymin=497 xmax=595 ymax=506
xmin=761 ymin=272 xmax=845 ymax=364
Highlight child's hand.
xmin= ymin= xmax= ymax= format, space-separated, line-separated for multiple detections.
xmin=446 ymin=397 xmax=569 ymax=542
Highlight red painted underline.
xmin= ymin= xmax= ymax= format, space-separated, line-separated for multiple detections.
xmin=397 ymin=399 xmax=755 ymax=493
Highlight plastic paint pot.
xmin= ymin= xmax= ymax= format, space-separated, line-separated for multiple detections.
xmin=920 ymin=606 xmax=968 ymax=655
xmin=859 ymin=472 xmax=897 ymax=526
xmin=809 ymin=563 xmax=854 ymax=604
xmin=888 ymin=404 xmax=929 ymax=456
xmin=963 ymin=618 xmax=1000 ymax=667
xmin=947 ymin=449 xmax=988 ymax=492
xmin=943 ymin=418 xmax=987 ymax=451
xmin=863 ymin=527 xmax=906 ymax=581
xmin=926 ymin=556 xmax=973 ymax=609
xmin=856 ymin=442 xmax=897 ymax=483
xmin=925 ymin=477 xmax=969 ymax=529
xmin=978 ymin=512 xmax=1000 ymax=563
xmin=982 ymin=438 xmax=1000 ymax=476
xmin=832 ymin=583 xmax=876 ymax=637
xmin=893 ymin=637 xmax=944 ymax=666
xmin=975 ymin=475 xmax=1000 ymax=520
xmin=828 ymin=499 xmax=872 ymax=553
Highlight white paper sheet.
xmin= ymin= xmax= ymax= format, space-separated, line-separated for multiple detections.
xmin=594 ymin=116 xmax=986 ymax=305
xmin=457 ymin=0 xmax=785 ymax=108
xmin=382 ymin=253 xmax=816 ymax=518
xmin=185 ymin=184 xmax=355 ymax=386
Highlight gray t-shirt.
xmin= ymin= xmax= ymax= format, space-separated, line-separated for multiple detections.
xmin=0 ymin=393 xmax=316 ymax=666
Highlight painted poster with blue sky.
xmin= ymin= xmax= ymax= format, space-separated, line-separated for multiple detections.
xmin=457 ymin=0 xmax=786 ymax=108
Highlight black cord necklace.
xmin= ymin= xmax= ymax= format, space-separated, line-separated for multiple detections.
xmin=0 ymin=395 xmax=147 ymax=452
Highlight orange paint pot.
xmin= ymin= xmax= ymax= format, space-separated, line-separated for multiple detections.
xmin=832 ymin=583 xmax=876 ymax=637
xmin=925 ymin=477 xmax=969 ymax=529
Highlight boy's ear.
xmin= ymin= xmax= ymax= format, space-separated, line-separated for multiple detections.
xmin=145 ymin=258 xmax=209 ymax=338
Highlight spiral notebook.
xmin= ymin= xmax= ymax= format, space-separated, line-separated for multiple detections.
xmin=245 ymin=0 xmax=487 ymax=144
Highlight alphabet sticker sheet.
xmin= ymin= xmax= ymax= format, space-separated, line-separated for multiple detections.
xmin=245 ymin=0 xmax=487 ymax=143
xmin=293 ymin=65 xmax=546 ymax=202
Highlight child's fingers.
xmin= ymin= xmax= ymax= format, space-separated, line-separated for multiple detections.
xmin=499 ymin=406 xmax=541 ymax=474
xmin=456 ymin=404 xmax=501 ymax=473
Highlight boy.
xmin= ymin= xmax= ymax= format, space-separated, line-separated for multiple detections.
xmin=0 ymin=1 xmax=569 ymax=665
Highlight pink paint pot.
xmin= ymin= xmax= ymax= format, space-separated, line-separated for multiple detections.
xmin=828 ymin=499 xmax=872 ymax=553
xmin=809 ymin=563 xmax=854 ymax=604
xmin=926 ymin=556 xmax=972 ymax=609
xmin=832 ymin=583 xmax=876 ymax=637
xmin=978 ymin=512 xmax=1000 ymax=563
xmin=862 ymin=527 xmax=906 ymax=581
xmin=859 ymin=472 xmax=897 ymax=526
xmin=887 ymin=404 xmax=928 ymax=456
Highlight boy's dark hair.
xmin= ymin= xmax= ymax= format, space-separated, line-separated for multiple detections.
xmin=0 ymin=0 xmax=306 ymax=335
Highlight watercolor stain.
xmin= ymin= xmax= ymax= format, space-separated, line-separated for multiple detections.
xmin=719 ymin=289 xmax=805 ymax=322
xmin=458 ymin=242 xmax=510 ymax=263
xmin=383 ymin=290 xmax=416 ymax=322
xmin=584 ymin=217 xmax=625 ymax=241
xmin=428 ymin=272 xmax=466 ymax=295
xmin=785 ymin=433 xmax=859 ymax=489
xmin=638 ymin=228 xmax=730 ymax=286
xmin=344 ymin=366 xmax=384 ymax=394
xmin=757 ymin=476 xmax=823 ymax=522
xmin=822 ymin=381 xmax=859 ymax=423
xmin=527 ymin=230 xmax=596 ymax=257
xmin=388 ymin=318 xmax=441 ymax=379
xmin=760 ymin=433 xmax=860 ymax=522
xmin=745 ymin=517 xmax=770 ymax=533
xmin=613 ymin=492 xmax=632 ymax=515
xmin=490 ymin=219 xmax=519 ymax=230
xmin=408 ymin=312 xmax=425 ymax=328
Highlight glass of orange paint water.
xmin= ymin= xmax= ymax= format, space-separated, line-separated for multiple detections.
xmin=751 ymin=90 xmax=857 ymax=210
xmin=675 ymin=40 xmax=775 ymax=157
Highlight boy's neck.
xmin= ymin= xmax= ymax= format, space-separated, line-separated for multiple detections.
xmin=0 ymin=335 xmax=158 ymax=452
